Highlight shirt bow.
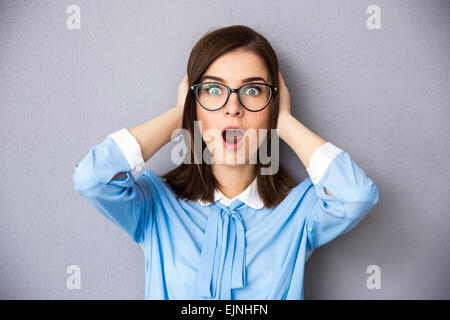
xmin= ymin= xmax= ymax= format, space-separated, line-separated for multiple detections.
xmin=196 ymin=198 xmax=247 ymax=299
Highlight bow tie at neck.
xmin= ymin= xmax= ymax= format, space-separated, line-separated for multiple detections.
xmin=196 ymin=198 xmax=247 ymax=299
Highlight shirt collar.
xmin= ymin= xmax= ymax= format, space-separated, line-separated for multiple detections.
xmin=198 ymin=176 xmax=264 ymax=210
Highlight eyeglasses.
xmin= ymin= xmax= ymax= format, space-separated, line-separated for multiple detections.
xmin=190 ymin=82 xmax=278 ymax=112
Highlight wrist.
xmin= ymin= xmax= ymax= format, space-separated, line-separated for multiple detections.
xmin=277 ymin=112 xmax=292 ymax=140
xmin=171 ymin=106 xmax=183 ymax=129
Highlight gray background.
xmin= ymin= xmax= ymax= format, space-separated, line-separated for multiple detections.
xmin=0 ymin=0 xmax=449 ymax=299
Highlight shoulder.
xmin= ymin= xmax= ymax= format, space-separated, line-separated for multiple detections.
xmin=289 ymin=176 xmax=314 ymax=201
xmin=274 ymin=176 xmax=315 ymax=212
xmin=138 ymin=168 xmax=177 ymax=201
xmin=139 ymin=168 xmax=204 ymax=216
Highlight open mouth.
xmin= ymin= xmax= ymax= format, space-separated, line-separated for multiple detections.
xmin=221 ymin=126 xmax=245 ymax=148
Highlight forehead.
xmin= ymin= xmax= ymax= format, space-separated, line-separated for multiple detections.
xmin=202 ymin=49 xmax=270 ymax=85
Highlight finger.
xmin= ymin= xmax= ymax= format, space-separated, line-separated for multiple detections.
xmin=278 ymin=71 xmax=284 ymax=84
xmin=278 ymin=70 xmax=282 ymax=79
xmin=180 ymin=74 xmax=188 ymax=86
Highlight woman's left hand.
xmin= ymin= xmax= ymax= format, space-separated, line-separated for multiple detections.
xmin=277 ymin=70 xmax=291 ymax=128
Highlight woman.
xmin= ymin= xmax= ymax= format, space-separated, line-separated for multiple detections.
xmin=72 ymin=25 xmax=379 ymax=300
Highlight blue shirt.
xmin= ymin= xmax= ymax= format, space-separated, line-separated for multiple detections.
xmin=72 ymin=129 xmax=379 ymax=299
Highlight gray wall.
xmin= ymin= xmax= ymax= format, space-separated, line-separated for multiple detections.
xmin=1 ymin=0 xmax=449 ymax=299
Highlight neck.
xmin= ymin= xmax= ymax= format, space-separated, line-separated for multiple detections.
xmin=212 ymin=163 xmax=257 ymax=199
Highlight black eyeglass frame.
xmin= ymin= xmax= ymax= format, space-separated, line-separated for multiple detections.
xmin=190 ymin=81 xmax=278 ymax=112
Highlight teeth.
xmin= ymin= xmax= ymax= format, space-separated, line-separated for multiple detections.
xmin=226 ymin=129 xmax=241 ymax=135
xmin=224 ymin=128 xmax=243 ymax=136
xmin=223 ymin=128 xmax=244 ymax=144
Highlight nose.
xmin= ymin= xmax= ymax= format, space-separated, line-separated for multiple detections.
xmin=223 ymin=90 xmax=243 ymax=116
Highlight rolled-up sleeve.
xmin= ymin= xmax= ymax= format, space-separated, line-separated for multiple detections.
xmin=305 ymin=142 xmax=379 ymax=251
xmin=72 ymin=129 xmax=153 ymax=244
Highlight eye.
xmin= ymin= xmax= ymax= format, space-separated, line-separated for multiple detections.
xmin=242 ymin=86 xmax=261 ymax=97
xmin=205 ymin=85 xmax=223 ymax=96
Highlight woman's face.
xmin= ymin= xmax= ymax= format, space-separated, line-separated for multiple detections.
xmin=196 ymin=48 xmax=273 ymax=166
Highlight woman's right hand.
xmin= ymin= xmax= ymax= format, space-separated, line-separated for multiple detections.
xmin=175 ymin=73 xmax=189 ymax=122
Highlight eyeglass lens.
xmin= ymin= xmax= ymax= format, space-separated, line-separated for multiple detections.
xmin=196 ymin=83 xmax=272 ymax=111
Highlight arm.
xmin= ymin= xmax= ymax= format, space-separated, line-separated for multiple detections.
xmin=72 ymin=74 xmax=188 ymax=243
xmin=276 ymin=71 xmax=379 ymax=250
xmin=277 ymin=112 xmax=334 ymax=196
xmin=276 ymin=71 xmax=334 ymax=197
xmin=111 ymin=106 xmax=183 ymax=180
xmin=112 ymin=73 xmax=188 ymax=180
xmin=72 ymin=136 xmax=153 ymax=243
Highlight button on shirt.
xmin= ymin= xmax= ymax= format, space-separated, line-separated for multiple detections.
xmin=72 ymin=128 xmax=379 ymax=299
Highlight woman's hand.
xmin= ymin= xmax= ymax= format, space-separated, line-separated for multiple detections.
xmin=175 ymin=73 xmax=189 ymax=121
xmin=276 ymin=70 xmax=292 ymax=129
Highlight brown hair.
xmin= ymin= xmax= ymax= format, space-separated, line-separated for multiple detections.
xmin=161 ymin=25 xmax=296 ymax=208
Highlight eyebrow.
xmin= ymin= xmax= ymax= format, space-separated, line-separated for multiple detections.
xmin=199 ymin=75 xmax=268 ymax=84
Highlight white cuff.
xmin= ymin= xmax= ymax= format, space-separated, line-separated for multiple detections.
xmin=108 ymin=128 xmax=145 ymax=172
xmin=306 ymin=142 xmax=344 ymax=185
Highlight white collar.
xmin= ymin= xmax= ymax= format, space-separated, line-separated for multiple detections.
xmin=198 ymin=176 xmax=264 ymax=210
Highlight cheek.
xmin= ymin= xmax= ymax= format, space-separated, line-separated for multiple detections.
xmin=196 ymin=105 xmax=221 ymax=141
xmin=252 ymin=112 xmax=271 ymax=132
xmin=196 ymin=104 xmax=211 ymax=132
xmin=243 ymin=115 xmax=270 ymax=150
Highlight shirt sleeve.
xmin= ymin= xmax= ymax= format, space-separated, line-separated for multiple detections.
xmin=305 ymin=142 xmax=379 ymax=251
xmin=108 ymin=128 xmax=146 ymax=172
xmin=72 ymin=129 xmax=154 ymax=244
